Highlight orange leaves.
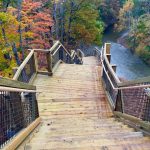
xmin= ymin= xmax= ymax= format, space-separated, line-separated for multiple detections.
xmin=20 ymin=0 xmax=54 ymax=49
xmin=0 ymin=0 xmax=53 ymax=50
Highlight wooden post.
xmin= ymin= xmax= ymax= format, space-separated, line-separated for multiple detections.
xmin=30 ymin=55 xmax=36 ymax=74
xmin=115 ymin=90 xmax=123 ymax=113
xmin=34 ymin=52 xmax=38 ymax=72
xmin=46 ymin=52 xmax=53 ymax=76
xmin=105 ymin=43 xmax=111 ymax=54
xmin=106 ymin=54 xmax=111 ymax=63
xmin=111 ymin=65 xmax=117 ymax=72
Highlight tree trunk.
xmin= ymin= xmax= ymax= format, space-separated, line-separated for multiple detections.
xmin=53 ymin=1 xmax=59 ymax=39
xmin=60 ymin=3 xmax=65 ymax=43
xmin=17 ymin=0 xmax=24 ymax=61
xmin=67 ymin=1 xmax=74 ymax=45
xmin=12 ymin=43 xmax=21 ymax=66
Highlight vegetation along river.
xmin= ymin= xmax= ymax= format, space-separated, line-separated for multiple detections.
xmin=103 ymin=26 xmax=150 ymax=81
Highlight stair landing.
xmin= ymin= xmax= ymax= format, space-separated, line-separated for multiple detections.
xmin=24 ymin=56 xmax=150 ymax=150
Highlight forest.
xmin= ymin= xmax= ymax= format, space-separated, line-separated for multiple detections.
xmin=0 ymin=0 xmax=149 ymax=78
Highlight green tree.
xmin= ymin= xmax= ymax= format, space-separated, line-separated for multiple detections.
xmin=54 ymin=0 xmax=103 ymax=45
xmin=71 ymin=5 xmax=103 ymax=46
xmin=99 ymin=0 xmax=123 ymax=27
xmin=129 ymin=14 xmax=150 ymax=63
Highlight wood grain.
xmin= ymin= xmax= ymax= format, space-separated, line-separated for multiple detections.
xmin=24 ymin=56 xmax=150 ymax=150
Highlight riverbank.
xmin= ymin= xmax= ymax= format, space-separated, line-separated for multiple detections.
xmin=117 ymin=31 xmax=130 ymax=49
xmin=103 ymin=27 xmax=150 ymax=80
xmin=117 ymin=31 xmax=150 ymax=66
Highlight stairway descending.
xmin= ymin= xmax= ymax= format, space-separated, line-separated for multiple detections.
xmin=23 ymin=57 xmax=150 ymax=150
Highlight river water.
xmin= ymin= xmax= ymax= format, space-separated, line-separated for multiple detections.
xmin=103 ymin=27 xmax=150 ymax=81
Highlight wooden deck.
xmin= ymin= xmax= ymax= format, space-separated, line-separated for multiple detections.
xmin=24 ymin=57 xmax=150 ymax=150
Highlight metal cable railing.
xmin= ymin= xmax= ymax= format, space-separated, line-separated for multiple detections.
xmin=0 ymin=85 xmax=39 ymax=149
xmin=94 ymin=43 xmax=150 ymax=122
xmin=0 ymin=41 xmax=84 ymax=148
xmin=25 ymin=41 xmax=83 ymax=77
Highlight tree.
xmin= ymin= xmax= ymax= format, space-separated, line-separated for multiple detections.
xmin=0 ymin=12 xmax=22 ymax=65
xmin=52 ymin=0 xmax=104 ymax=46
xmin=0 ymin=0 xmax=53 ymax=77
xmin=116 ymin=0 xmax=134 ymax=31
xmin=129 ymin=14 xmax=150 ymax=63
xmin=22 ymin=0 xmax=53 ymax=49
xmin=71 ymin=4 xmax=103 ymax=46
xmin=99 ymin=0 xmax=123 ymax=27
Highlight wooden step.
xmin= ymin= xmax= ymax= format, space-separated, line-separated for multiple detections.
xmin=30 ymin=132 xmax=144 ymax=143
xmin=26 ymin=139 xmax=150 ymax=149
xmin=22 ymin=58 xmax=150 ymax=150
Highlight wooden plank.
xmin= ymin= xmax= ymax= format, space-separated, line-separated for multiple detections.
xmin=21 ymin=56 xmax=150 ymax=149
xmin=114 ymin=111 xmax=150 ymax=132
xmin=4 ymin=117 xmax=41 ymax=150
xmin=0 ymin=77 xmax=36 ymax=90
xmin=105 ymin=43 xmax=111 ymax=54
xmin=118 ymin=76 xmax=150 ymax=87
xmin=13 ymin=50 xmax=34 ymax=80
xmin=46 ymin=52 xmax=53 ymax=76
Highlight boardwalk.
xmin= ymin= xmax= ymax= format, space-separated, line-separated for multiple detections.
xmin=25 ymin=57 xmax=150 ymax=150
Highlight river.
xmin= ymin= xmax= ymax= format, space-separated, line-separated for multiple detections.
xmin=103 ymin=26 xmax=150 ymax=81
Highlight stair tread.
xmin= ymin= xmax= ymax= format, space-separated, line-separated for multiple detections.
xmin=26 ymin=140 xmax=150 ymax=149
xmin=23 ymin=59 xmax=150 ymax=150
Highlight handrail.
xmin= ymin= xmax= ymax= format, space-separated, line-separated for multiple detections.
xmin=52 ymin=45 xmax=62 ymax=56
xmin=103 ymin=44 xmax=121 ymax=84
xmin=118 ymin=76 xmax=150 ymax=87
xmin=98 ymin=43 xmax=150 ymax=124
xmin=0 ymin=77 xmax=36 ymax=90
xmin=102 ymin=43 xmax=150 ymax=88
xmin=49 ymin=41 xmax=60 ymax=53
xmin=102 ymin=59 xmax=150 ymax=90
xmin=13 ymin=40 xmax=83 ymax=81
xmin=50 ymin=41 xmax=72 ymax=58
xmin=0 ymin=86 xmax=36 ymax=92
xmin=0 ymin=74 xmax=38 ymax=149
xmin=0 ymin=40 xmax=83 ymax=149
xmin=28 ymin=49 xmax=49 ymax=52
xmin=13 ymin=50 xmax=35 ymax=81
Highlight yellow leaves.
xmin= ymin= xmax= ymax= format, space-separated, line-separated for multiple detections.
xmin=23 ymin=31 xmax=34 ymax=38
xmin=72 ymin=23 xmax=100 ymax=44
xmin=123 ymin=0 xmax=134 ymax=12
xmin=0 ymin=51 xmax=6 ymax=62
xmin=0 ymin=12 xmax=19 ymax=27
xmin=116 ymin=0 xmax=134 ymax=31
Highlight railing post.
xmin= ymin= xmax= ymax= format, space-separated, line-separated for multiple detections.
xmin=115 ymin=89 xmax=123 ymax=113
xmin=111 ymin=65 xmax=117 ymax=72
xmin=106 ymin=54 xmax=111 ymax=63
xmin=30 ymin=55 xmax=36 ymax=75
xmin=46 ymin=51 xmax=53 ymax=76
xmin=59 ymin=46 xmax=64 ymax=61
xmin=105 ymin=43 xmax=111 ymax=54
xmin=34 ymin=52 xmax=38 ymax=72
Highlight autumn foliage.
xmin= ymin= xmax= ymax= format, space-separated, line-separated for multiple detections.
xmin=22 ymin=0 xmax=53 ymax=49
xmin=0 ymin=0 xmax=53 ymax=77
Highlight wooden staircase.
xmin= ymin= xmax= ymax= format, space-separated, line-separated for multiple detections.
xmin=22 ymin=57 xmax=150 ymax=150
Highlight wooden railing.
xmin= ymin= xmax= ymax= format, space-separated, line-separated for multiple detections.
xmin=13 ymin=41 xmax=83 ymax=82
xmin=13 ymin=50 xmax=36 ymax=83
xmin=0 ymin=78 xmax=39 ymax=149
xmin=94 ymin=43 xmax=150 ymax=133
xmin=0 ymin=41 xmax=83 ymax=149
